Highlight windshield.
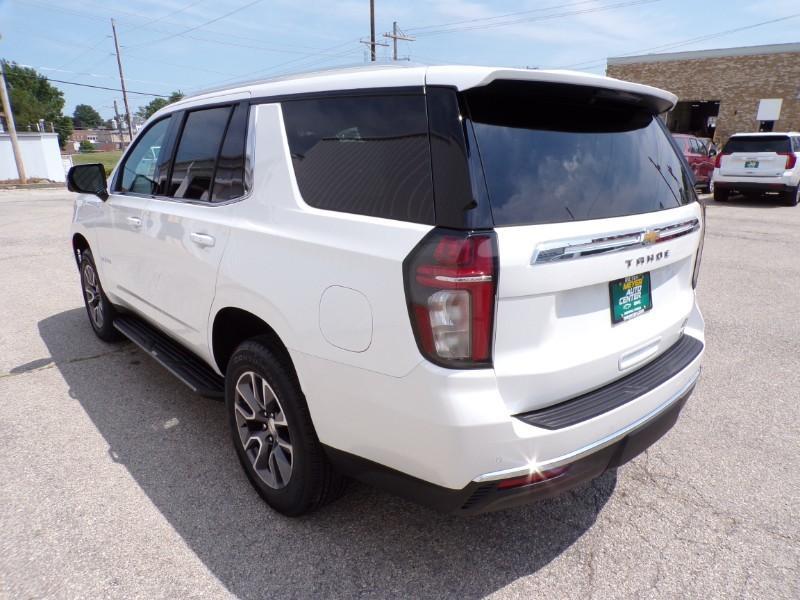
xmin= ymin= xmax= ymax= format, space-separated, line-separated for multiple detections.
xmin=464 ymin=82 xmax=695 ymax=226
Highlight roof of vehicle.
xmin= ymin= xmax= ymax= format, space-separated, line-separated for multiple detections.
xmin=729 ymin=132 xmax=800 ymax=137
xmin=169 ymin=64 xmax=677 ymax=114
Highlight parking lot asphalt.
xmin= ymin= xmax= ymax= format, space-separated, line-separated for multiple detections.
xmin=1 ymin=188 xmax=798 ymax=600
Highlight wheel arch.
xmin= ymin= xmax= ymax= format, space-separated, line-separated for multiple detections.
xmin=211 ymin=307 xmax=298 ymax=383
xmin=72 ymin=232 xmax=90 ymax=266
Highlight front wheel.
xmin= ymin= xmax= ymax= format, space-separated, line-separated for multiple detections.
xmin=225 ymin=338 xmax=346 ymax=516
xmin=79 ymin=249 xmax=123 ymax=342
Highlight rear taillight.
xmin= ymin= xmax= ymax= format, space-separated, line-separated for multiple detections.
xmin=714 ymin=152 xmax=725 ymax=169
xmin=403 ymin=228 xmax=498 ymax=368
xmin=779 ymin=152 xmax=797 ymax=169
xmin=692 ymin=201 xmax=706 ymax=289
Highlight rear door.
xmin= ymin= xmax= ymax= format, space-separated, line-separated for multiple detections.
xmin=137 ymin=101 xmax=249 ymax=359
xmin=462 ymin=82 xmax=702 ymax=414
xmin=720 ymin=135 xmax=792 ymax=177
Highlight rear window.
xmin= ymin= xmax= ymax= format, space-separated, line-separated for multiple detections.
xmin=464 ymin=82 xmax=695 ymax=227
xmin=724 ymin=136 xmax=791 ymax=153
xmin=281 ymin=94 xmax=434 ymax=224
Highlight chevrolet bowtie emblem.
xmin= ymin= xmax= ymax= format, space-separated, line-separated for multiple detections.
xmin=642 ymin=230 xmax=659 ymax=245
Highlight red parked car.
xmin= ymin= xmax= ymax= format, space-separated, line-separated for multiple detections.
xmin=672 ymin=134 xmax=715 ymax=191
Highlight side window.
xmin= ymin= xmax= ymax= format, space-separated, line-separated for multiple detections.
xmin=281 ymin=94 xmax=434 ymax=224
xmin=169 ymin=106 xmax=231 ymax=201
xmin=118 ymin=117 xmax=171 ymax=195
xmin=689 ymin=138 xmax=700 ymax=154
xmin=212 ymin=103 xmax=248 ymax=201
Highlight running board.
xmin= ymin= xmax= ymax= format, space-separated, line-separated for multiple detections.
xmin=113 ymin=315 xmax=225 ymax=399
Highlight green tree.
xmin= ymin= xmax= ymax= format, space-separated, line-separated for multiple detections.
xmin=136 ymin=91 xmax=184 ymax=120
xmin=79 ymin=140 xmax=94 ymax=153
xmin=1 ymin=60 xmax=71 ymax=148
xmin=73 ymin=103 xmax=103 ymax=128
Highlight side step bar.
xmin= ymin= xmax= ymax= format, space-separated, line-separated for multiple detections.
xmin=113 ymin=315 xmax=225 ymax=399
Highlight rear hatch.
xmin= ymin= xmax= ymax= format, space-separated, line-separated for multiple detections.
xmin=719 ymin=135 xmax=793 ymax=178
xmin=462 ymin=81 xmax=703 ymax=414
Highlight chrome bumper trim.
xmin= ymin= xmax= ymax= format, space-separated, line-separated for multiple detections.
xmin=472 ymin=368 xmax=701 ymax=483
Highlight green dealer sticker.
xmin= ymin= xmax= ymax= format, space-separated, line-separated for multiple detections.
xmin=609 ymin=272 xmax=653 ymax=324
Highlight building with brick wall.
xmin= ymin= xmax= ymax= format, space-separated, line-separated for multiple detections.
xmin=607 ymin=42 xmax=800 ymax=146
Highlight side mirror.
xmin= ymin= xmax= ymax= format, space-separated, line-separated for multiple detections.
xmin=708 ymin=148 xmax=717 ymax=157
xmin=67 ymin=163 xmax=109 ymax=201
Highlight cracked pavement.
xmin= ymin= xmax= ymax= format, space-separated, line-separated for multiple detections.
xmin=0 ymin=189 xmax=798 ymax=599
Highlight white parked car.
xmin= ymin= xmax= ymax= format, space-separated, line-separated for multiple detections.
xmin=66 ymin=65 xmax=705 ymax=516
xmin=712 ymin=132 xmax=800 ymax=206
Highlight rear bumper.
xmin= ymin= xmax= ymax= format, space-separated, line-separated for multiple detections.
xmin=296 ymin=304 xmax=704 ymax=508
xmin=712 ymin=173 xmax=798 ymax=193
xmin=325 ymin=375 xmax=696 ymax=515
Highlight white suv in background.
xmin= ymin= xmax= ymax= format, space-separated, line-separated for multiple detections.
xmin=712 ymin=132 xmax=800 ymax=206
xmin=66 ymin=65 xmax=705 ymax=516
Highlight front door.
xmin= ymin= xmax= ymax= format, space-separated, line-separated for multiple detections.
xmin=98 ymin=115 xmax=173 ymax=312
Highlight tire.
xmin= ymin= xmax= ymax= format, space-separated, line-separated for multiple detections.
xmin=783 ymin=186 xmax=800 ymax=207
xmin=225 ymin=337 xmax=347 ymax=516
xmin=79 ymin=249 xmax=123 ymax=342
xmin=713 ymin=188 xmax=729 ymax=202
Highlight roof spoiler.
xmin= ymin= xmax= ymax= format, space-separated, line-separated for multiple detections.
xmin=426 ymin=66 xmax=677 ymax=114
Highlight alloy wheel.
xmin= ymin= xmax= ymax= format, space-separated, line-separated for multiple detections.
xmin=234 ymin=371 xmax=293 ymax=489
xmin=82 ymin=263 xmax=104 ymax=328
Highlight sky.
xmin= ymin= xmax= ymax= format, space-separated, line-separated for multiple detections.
xmin=1 ymin=0 xmax=799 ymax=120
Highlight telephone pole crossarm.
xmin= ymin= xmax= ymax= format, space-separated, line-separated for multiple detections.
xmin=383 ymin=22 xmax=415 ymax=61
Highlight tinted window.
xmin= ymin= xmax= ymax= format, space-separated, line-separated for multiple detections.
xmin=212 ymin=103 xmax=248 ymax=201
xmin=690 ymin=139 xmax=702 ymax=154
xmin=119 ymin=117 xmax=171 ymax=195
xmin=724 ymin=136 xmax=791 ymax=153
xmin=465 ymin=83 xmax=694 ymax=226
xmin=281 ymin=94 xmax=434 ymax=224
xmin=169 ymin=106 xmax=231 ymax=200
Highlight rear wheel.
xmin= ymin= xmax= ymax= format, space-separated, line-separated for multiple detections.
xmin=79 ymin=249 xmax=123 ymax=342
xmin=225 ymin=337 xmax=346 ymax=516
xmin=713 ymin=188 xmax=730 ymax=202
xmin=783 ymin=186 xmax=800 ymax=207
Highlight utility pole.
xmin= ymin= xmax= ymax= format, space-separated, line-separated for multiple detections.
xmin=0 ymin=60 xmax=27 ymax=184
xmin=383 ymin=21 xmax=415 ymax=61
xmin=370 ymin=0 xmax=376 ymax=61
xmin=111 ymin=18 xmax=134 ymax=142
xmin=113 ymin=99 xmax=123 ymax=147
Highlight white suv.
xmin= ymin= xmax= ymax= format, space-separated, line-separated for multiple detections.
xmin=712 ymin=132 xmax=800 ymax=206
xmin=66 ymin=65 xmax=705 ymax=516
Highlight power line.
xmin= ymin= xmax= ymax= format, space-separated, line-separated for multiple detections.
xmin=123 ymin=0 xmax=267 ymax=49
xmin=406 ymin=0 xmax=602 ymax=32
xmin=411 ymin=0 xmax=665 ymax=36
xmin=44 ymin=77 xmax=168 ymax=97
xmin=557 ymin=11 xmax=800 ymax=70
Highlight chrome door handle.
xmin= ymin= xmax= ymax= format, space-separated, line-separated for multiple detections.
xmin=126 ymin=216 xmax=142 ymax=228
xmin=190 ymin=232 xmax=216 ymax=247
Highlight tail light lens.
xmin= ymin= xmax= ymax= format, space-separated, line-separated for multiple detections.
xmin=692 ymin=201 xmax=706 ymax=289
xmin=714 ymin=152 xmax=725 ymax=169
xmin=403 ymin=228 xmax=498 ymax=368
xmin=779 ymin=152 xmax=797 ymax=169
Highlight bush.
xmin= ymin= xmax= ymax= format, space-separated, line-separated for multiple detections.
xmin=79 ymin=140 xmax=94 ymax=153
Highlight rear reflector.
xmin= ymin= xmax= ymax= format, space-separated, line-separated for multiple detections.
xmin=496 ymin=466 xmax=570 ymax=490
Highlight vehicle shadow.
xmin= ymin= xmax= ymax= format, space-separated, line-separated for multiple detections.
xmin=705 ymin=192 xmax=786 ymax=209
xmin=39 ymin=308 xmax=616 ymax=599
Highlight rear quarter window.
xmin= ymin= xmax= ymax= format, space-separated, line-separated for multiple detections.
xmin=464 ymin=82 xmax=695 ymax=227
xmin=281 ymin=94 xmax=434 ymax=224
